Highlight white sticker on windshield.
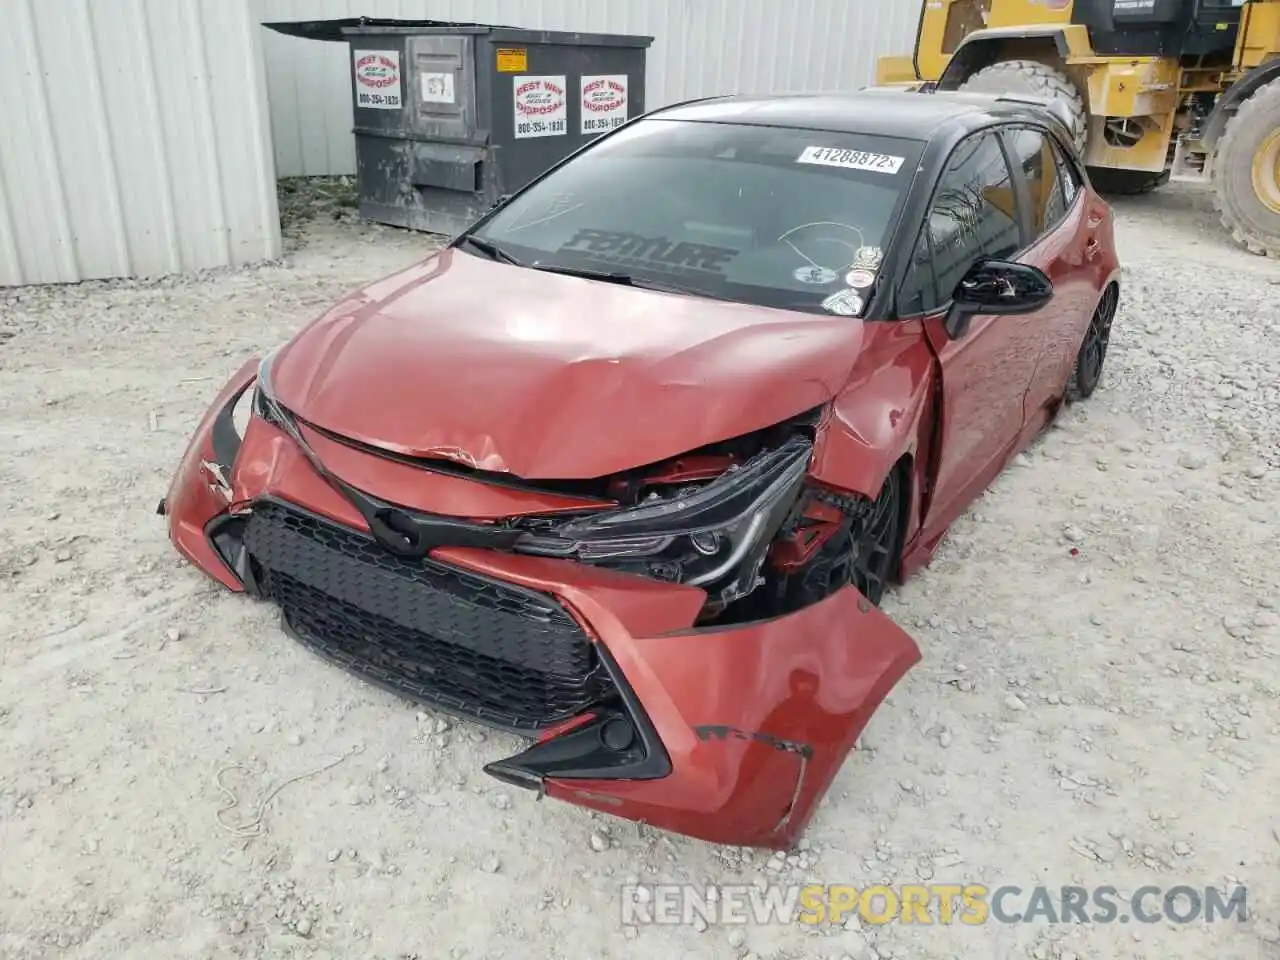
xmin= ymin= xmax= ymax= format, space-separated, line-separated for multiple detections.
xmin=821 ymin=289 xmax=865 ymax=317
xmin=845 ymin=269 xmax=877 ymax=289
xmin=797 ymin=146 xmax=905 ymax=175
xmin=850 ymin=246 xmax=884 ymax=270
xmin=794 ymin=265 xmax=838 ymax=285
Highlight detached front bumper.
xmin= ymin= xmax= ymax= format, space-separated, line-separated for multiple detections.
xmin=162 ymin=361 xmax=922 ymax=849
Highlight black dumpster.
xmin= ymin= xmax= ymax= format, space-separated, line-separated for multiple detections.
xmin=267 ymin=18 xmax=654 ymax=236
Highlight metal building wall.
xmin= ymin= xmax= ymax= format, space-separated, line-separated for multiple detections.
xmin=0 ymin=0 xmax=282 ymax=287
xmin=256 ymin=0 xmax=921 ymax=178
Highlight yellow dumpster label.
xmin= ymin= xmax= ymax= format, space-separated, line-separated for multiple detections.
xmin=496 ymin=48 xmax=528 ymax=72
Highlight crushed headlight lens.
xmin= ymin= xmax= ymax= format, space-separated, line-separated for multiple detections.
xmin=514 ymin=436 xmax=812 ymax=602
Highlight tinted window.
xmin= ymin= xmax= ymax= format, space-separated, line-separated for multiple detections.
xmin=472 ymin=119 xmax=925 ymax=314
xmin=1009 ymin=127 xmax=1069 ymax=237
xmin=1050 ymin=137 xmax=1081 ymax=206
xmin=900 ymin=131 xmax=1020 ymax=314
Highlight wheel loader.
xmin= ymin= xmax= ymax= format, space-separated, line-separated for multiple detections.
xmin=876 ymin=0 xmax=1280 ymax=257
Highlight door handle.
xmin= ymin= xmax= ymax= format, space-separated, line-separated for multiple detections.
xmin=1087 ymin=214 xmax=1104 ymax=229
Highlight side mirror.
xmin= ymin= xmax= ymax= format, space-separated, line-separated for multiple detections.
xmin=944 ymin=260 xmax=1053 ymax=339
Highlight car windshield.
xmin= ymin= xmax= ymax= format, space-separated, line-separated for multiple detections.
xmin=468 ymin=118 xmax=925 ymax=315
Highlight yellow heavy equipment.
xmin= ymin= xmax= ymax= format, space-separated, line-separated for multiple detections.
xmin=877 ymin=0 xmax=1280 ymax=257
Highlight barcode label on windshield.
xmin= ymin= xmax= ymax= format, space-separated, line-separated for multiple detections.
xmin=796 ymin=146 xmax=905 ymax=174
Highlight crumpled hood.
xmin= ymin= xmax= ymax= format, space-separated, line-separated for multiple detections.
xmin=269 ymin=248 xmax=869 ymax=479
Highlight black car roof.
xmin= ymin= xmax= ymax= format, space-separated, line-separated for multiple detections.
xmin=651 ymin=88 xmax=1065 ymax=143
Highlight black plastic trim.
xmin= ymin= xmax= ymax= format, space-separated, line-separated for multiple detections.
xmin=205 ymin=512 xmax=255 ymax=593
xmin=274 ymin=612 xmax=573 ymax=738
xmin=210 ymin=378 xmax=253 ymax=475
xmin=911 ymin=0 xmax=927 ymax=82
xmin=248 ymin=495 xmax=582 ymax=629
xmin=246 ymin=495 xmax=611 ymax=733
xmin=483 ymin=641 xmax=672 ymax=784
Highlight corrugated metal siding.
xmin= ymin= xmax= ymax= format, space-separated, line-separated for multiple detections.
xmin=0 ymin=0 xmax=281 ymax=286
xmin=256 ymin=0 xmax=921 ymax=178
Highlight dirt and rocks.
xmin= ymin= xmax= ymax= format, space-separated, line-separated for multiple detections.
xmin=0 ymin=180 xmax=1277 ymax=960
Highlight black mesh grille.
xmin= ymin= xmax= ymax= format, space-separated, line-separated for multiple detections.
xmin=243 ymin=499 xmax=613 ymax=732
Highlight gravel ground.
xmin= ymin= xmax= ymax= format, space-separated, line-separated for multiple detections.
xmin=1 ymin=180 xmax=1277 ymax=960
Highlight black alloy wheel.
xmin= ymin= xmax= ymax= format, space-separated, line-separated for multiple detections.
xmin=1067 ymin=284 xmax=1119 ymax=403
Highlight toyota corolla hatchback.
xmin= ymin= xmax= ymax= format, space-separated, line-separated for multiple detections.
xmin=161 ymin=88 xmax=1120 ymax=849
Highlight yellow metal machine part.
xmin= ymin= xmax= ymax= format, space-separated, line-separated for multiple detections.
xmin=876 ymin=0 xmax=1280 ymax=255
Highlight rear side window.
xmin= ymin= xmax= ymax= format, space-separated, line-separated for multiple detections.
xmin=1008 ymin=127 xmax=1069 ymax=239
xmin=1050 ymin=137 xmax=1081 ymax=206
xmin=900 ymin=131 xmax=1021 ymax=314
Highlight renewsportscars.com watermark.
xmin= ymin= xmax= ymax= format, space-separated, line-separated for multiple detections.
xmin=621 ymin=883 xmax=1248 ymax=928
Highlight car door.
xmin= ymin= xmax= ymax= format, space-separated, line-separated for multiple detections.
xmin=1004 ymin=125 xmax=1099 ymax=430
xmin=898 ymin=129 xmax=1049 ymax=541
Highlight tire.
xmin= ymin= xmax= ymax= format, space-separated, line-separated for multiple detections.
xmin=960 ymin=60 xmax=1088 ymax=155
xmin=1213 ymin=78 xmax=1280 ymax=258
xmin=1087 ymin=167 xmax=1171 ymax=196
xmin=1065 ymin=284 xmax=1119 ymax=404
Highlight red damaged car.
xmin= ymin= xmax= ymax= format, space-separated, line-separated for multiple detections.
xmin=161 ymin=89 xmax=1120 ymax=849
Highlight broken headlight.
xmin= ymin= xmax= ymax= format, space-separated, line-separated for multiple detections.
xmin=513 ymin=436 xmax=812 ymax=603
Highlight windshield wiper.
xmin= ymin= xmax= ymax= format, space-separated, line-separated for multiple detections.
xmin=528 ymin=263 xmax=719 ymax=299
xmin=455 ymin=234 xmax=523 ymax=266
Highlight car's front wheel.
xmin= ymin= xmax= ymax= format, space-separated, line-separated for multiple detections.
xmin=1065 ymin=284 xmax=1119 ymax=403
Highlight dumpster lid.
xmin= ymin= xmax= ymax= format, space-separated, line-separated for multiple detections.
xmin=264 ymin=18 xmax=509 ymax=43
xmin=263 ymin=17 xmax=653 ymax=47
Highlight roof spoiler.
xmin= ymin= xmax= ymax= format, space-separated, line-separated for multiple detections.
xmin=855 ymin=84 xmax=1075 ymax=137
xmin=859 ymin=82 xmax=933 ymax=93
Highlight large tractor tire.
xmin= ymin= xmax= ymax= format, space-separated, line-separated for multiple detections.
xmin=1213 ymin=78 xmax=1280 ymax=258
xmin=960 ymin=60 xmax=1089 ymax=155
xmin=1087 ymin=168 xmax=1171 ymax=196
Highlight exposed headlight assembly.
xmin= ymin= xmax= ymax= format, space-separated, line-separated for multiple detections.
xmin=514 ymin=436 xmax=812 ymax=604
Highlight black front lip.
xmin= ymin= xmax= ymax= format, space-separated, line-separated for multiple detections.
xmin=484 ymin=760 xmax=547 ymax=795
